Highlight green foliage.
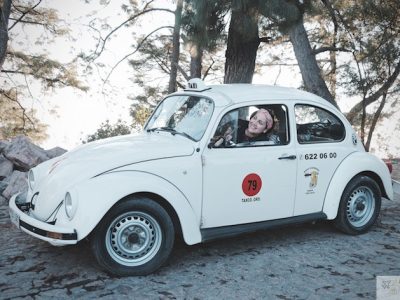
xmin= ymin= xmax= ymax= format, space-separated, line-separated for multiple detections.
xmin=258 ymin=0 xmax=307 ymax=32
xmin=292 ymin=0 xmax=400 ymax=150
xmin=129 ymin=77 xmax=164 ymax=127
xmin=181 ymin=0 xmax=229 ymax=52
xmin=81 ymin=0 xmax=400 ymax=155
xmin=82 ymin=120 xmax=132 ymax=143
xmin=130 ymin=105 xmax=152 ymax=128
xmin=6 ymin=51 xmax=88 ymax=91
xmin=333 ymin=1 xmax=399 ymax=91
xmin=0 ymin=0 xmax=88 ymax=143
xmin=0 ymin=92 xmax=48 ymax=143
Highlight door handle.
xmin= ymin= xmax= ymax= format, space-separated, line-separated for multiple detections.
xmin=278 ymin=155 xmax=297 ymax=160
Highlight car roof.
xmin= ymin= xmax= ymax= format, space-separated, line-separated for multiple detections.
xmin=179 ymin=79 xmax=330 ymax=108
xmin=210 ymin=84 xmax=324 ymax=103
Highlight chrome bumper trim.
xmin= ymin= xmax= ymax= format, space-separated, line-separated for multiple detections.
xmin=9 ymin=193 xmax=78 ymax=244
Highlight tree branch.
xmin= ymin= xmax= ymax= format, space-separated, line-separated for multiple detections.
xmin=0 ymin=88 xmax=36 ymax=128
xmin=365 ymin=92 xmax=387 ymax=151
xmin=167 ymin=61 xmax=189 ymax=81
xmin=89 ymin=7 xmax=174 ymax=62
xmin=1 ymin=69 xmax=70 ymax=86
xmin=312 ymin=46 xmax=351 ymax=55
xmin=102 ymin=25 xmax=174 ymax=86
xmin=151 ymin=53 xmax=170 ymax=75
xmin=259 ymin=36 xmax=271 ymax=43
xmin=346 ymin=56 xmax=400 ymax=123
xmin=8 ymin=0 xmax=42 ymax=31
xmin=202 ymin=57 xmax=215 ymax=80
xmin=176 ymin=63 xmax=190 ymax=81
xmin=9 ymin=18 xmax=45 ymax=26
xmin=176 ymin=80 xmax=185 ymax=89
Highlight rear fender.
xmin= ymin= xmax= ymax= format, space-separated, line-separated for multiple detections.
xmin=323 ymin=152 xmax=393 ymax=219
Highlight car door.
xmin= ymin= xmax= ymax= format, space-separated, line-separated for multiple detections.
xmin=293 ymin=103 xmax=352 ymax=215
xmin=201 ymin=103 xmax=297 ymax=229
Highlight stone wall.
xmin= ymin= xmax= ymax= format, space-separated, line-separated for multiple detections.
xmin=0 ymin=136 xmax=66 ymax=204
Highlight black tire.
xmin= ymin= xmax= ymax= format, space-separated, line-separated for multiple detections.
xmin=334 ymin=175 xmax=381 ymax=235
xmin=91 ymin=197 xmax=175 ymax=276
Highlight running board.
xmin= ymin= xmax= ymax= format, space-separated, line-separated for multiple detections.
xmin=201 ymin=212 xmax=327 ymax=242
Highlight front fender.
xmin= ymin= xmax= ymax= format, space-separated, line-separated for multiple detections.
xmin=323 ymin=152 xmax=393 ymax=219
xmin=57 ymin=171 xmax=202 ymax=245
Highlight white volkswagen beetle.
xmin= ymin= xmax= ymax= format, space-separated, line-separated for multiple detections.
xmin=9 ymin=79 xmax=394 ymax=276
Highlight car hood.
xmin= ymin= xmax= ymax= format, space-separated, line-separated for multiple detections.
xmin=58 ymin=132 xmax=195 ymax=171
xmin=31 ymin=132 xmax=195 ymax=220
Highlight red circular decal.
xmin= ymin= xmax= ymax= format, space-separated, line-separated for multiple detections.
xmin=242 ymin=173 xmax=262 ymax=196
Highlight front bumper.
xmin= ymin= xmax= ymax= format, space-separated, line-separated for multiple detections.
xmin=9 ymin=193 xmax=78 ymax=246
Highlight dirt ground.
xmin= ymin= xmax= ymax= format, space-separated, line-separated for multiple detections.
xmin=0 ymin=165 xmax=399 ymax=300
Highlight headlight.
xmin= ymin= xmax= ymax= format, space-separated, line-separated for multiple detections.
xmin=64 ymin=192 xmax=77 ymax=219
xmin=28 ymin=170 xmax=35 ymax=190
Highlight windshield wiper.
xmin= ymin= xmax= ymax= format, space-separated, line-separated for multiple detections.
xmin=172 ymin=131 xmax=196 ymax=141
xmin=147 ymin=127 xmax=174 ymax=133
xmin=147 ymin=127 xmax=195 ymax=141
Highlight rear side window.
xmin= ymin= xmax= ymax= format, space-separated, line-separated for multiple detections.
xmin=295 ymin=104 xmax=345 ymax=144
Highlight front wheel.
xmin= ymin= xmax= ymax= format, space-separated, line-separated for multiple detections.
xmin=91 ymin=197 xmax=175 ymax=276
xmin=334 ymin=175 xmax=381 ymax=235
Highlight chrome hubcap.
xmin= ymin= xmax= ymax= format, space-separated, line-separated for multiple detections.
xmin=106 ymin=211 xmax=162 ymax=266
xmin=346 ymin=186 xmax=375 ymax=227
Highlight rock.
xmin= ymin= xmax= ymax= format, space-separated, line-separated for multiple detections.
xmin=46 ymin=147 xmax=67 ymax=159
xmin=16 ymin=191 xmax=28 ymax=204
xmin=0 ymin=181 xmax=8 ymax=194
xmin=2 ymin=170 xmax=28 ymax=200
xmin=0 ymin=140 xmax=10 ymax=153
xmin=0 ymin=195 xmax=6 ymax=206
xmin=0 ymin=154 xmax=13 ymax=180
xmin=3 ymin=136 xmax=49 ymax=171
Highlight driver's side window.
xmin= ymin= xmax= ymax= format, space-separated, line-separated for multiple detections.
xmin=211 ymin=104 xmax=288 ymax=148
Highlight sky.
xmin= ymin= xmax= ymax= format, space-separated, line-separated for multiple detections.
xmin=10 ymin=1 xmax=400 ymax=157
xmin=13 ymin=1 xmax=166 ymax=150
xmin=31 ymin=1 xmax=140 ymax=149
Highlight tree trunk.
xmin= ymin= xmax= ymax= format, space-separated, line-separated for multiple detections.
xmin=168 ymin=0 xmax=183 ymax=93
xmin=322 ymin=0 xmax=338 ymax=99
xmin=0 ymin=0 xmax=12 ymax=70
xmin=288 ymin=17 xmax=338 ymax=109
xmin=189 ymin=42 xmax=202 ymax=79
xmin=360 ymin=92 xmax=367 ymax=145
xmin=365 ymin=93 xmax=386 ymax=151
xmin=224 ymin=7 xmax=259 ymax=84
xmin=327 ymin=21 xmax=338 ymax=99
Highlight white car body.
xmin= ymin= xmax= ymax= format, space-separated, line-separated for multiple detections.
xmin=9 ymin=79 xmax=394 ymax=275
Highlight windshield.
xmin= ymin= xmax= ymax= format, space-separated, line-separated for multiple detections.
xmin=145 ymin=95 xmax=214 ymax=141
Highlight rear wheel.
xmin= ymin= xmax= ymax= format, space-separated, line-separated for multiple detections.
xmin=91 ymin=197 xmax=174 ymax=276
xmin=334 ymin=175 xmax=381 ymax=235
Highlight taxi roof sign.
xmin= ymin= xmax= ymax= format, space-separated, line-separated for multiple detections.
xmin=185 ymin=78 xmax=210 ymax=92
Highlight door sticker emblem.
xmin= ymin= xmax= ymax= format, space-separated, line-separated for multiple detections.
xmin=304 ymin=168 xmax=319 ymax=194
xmin=242 ymin=173 xmax=262 ymax=197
